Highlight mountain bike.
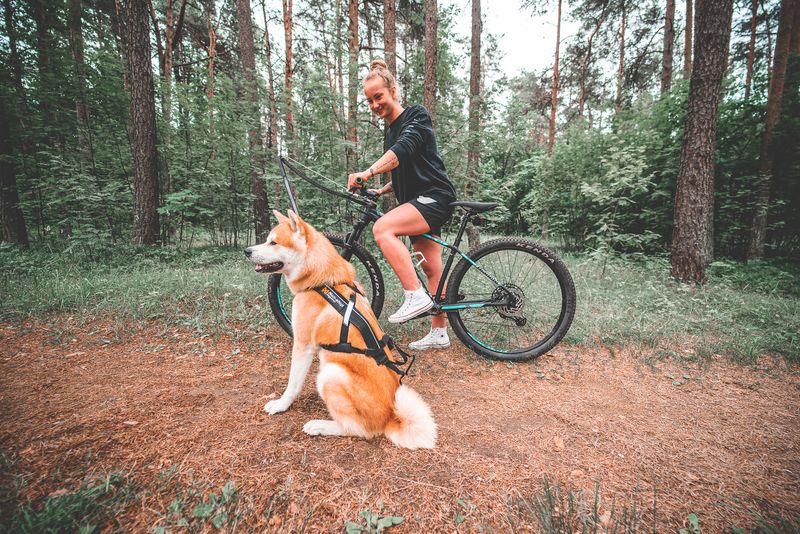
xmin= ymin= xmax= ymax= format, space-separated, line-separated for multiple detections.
xmin=267 ymin=157 xmax=576 ymax=361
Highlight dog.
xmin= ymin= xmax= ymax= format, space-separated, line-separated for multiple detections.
xmin=245 ymin=210 xmax=436 ymax=449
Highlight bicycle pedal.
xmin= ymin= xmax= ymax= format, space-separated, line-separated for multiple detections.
xmin=410 ymin=251 xmax=427 ymax=269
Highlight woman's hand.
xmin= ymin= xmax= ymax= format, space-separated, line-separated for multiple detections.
xmin=367 ymin=188 xmax=383 ymax=196
xmin=347 ymin=170 xmax=372 ymax=190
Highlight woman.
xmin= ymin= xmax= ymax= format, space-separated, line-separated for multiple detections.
xmin=347 ymin=59 xmax=457 ymax=351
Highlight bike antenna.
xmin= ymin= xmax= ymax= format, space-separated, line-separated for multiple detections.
xmin=278 ymin=156 xmax=373 ymax=209
xmin=279 ymin=156 xmax=301 ymax=214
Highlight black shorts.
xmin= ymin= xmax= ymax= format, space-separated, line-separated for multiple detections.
xmin=408 ymin=189 xmax=456 ymax=237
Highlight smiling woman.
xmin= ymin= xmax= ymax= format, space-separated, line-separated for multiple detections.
xmin=345 ymin=59 xmax=458 ymax=351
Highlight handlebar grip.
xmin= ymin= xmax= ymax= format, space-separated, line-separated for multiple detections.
xmin=354 ymin=176 xmax=364 ymax=185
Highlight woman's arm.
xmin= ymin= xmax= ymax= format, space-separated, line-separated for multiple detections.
xmin=347 ymin=149 xmax=399 ymax=189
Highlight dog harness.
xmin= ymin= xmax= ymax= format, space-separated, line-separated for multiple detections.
xmin=314 ymin=285 xmax=415 ymax=382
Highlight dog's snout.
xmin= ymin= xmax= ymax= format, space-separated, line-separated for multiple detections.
xmin=244 ymin=247 xmax=253 ymax=258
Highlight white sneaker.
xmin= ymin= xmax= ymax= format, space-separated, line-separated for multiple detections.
xmin=409 ymin=328 xmax=450 ymax=350
xmin=388 ymin=287 xmax=434 ymax=323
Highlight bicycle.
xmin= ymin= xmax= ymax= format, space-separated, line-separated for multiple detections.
xmin=267 ymin=157 xmax=576 ymax=361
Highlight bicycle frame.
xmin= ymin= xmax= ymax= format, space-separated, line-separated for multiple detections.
xmin=277 ymin=157 xmax=515 ymax=314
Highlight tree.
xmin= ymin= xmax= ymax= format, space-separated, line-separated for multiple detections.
xmin=684 ymin=0 xmax=693 ymax=73
xmin=382 ymin=0 xmax=398 ymax=214
xmin=466 ymin=0 xmax=481 ymax=248
xmin=346 ymin=0 xmax=358 ymax=173
xmin=423 ymin=0 xmax=438 ymax=126
xmin=747 ymin=0 xmax=797 ymax=259
xmin=283 ymin=0 xmax=295 ymax=144
xmin=744 ymin=0 xmax=759 ymax=99
xmin=237 ymin=0 xmax=270 ymax=243
xmin=615 ymin=0 xmax=626 ymax=113
xmin=670 ymin=0 xmax=734 ymax=283
xmin=661 ymin=0 xmax=675 ymax=94
xmin=127 ymin=0 xmax=161 ymax=245
xmin=549 ymin=0 xmax=562 ymax=153
xmin=0 ymin=86 xmax=29 ymax=246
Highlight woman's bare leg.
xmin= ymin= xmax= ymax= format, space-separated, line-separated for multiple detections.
xmin=372 ymin=203 xmax=430 ymax=290
xmin=412 ymin=237 xmax=447 ymax=328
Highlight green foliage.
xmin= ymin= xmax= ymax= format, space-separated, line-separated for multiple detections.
xmin=3 ymin=474 xmax=132 ymax=534
xmin=156 ymin=480 xmax=242 ymax=532
xmin=345 ymin=500 xmax=403 ymax=533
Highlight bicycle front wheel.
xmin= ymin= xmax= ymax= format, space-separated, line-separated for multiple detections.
xmin=267 ymin=233 xmax=385 ymax=337
xmin=446 ymin=237 xmax=576 ymax=361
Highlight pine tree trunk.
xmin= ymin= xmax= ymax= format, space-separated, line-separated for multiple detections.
xmin=261 ymin=1 xmax=279 ymax=152
xmin=0 ymin=89 xmax=29 ymax=246
xmin=744 ymin=0 xmax=759 ymax=99
xmin=548 ymin=0 xmax=562 ymax=154
xmin=282 ymin=0 xmax=295 ymax=146
xmin=127 ymin=0 xmax=161 ymax=245
xmin=615 ymin=1 xmax=626 ymax=113
xmin=579 ymin=9 xmax=606 ymax=117
xmin=684 ymin=0 xmax=693 ymax=73
xmin=346 ymin=0 xmax=359 ymax=174
xmin=466 ymin=0 xmax=481 ymax=248
xmin=670 ymin=0 xmax=733 ymax=283
xmin=237 ymin=0 xmax=270 ymax=243
xmin=661 ymin=0 xmax=676 ymax=94
xmin=423 ymin=0 xmax=438 ymax=126
xmin=382 ymin=0 xmax=398 ymax=214
xmin=2 ymin=0 xmax=30 ymax=245
xmin=747 ymin=0 xmax=797 ymax=259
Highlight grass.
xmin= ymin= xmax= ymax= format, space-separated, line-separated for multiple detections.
xmin=2 ymin=461 xmax=795 ymax=533
xmin=1 ymin=242 xmax=798 ymax=363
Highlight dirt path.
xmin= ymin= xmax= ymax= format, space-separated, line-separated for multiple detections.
xmin=1 ymin=319 xmax=798 ymax=532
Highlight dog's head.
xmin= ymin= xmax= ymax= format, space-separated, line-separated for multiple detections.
xmin=244 ymin=210 xmax=309 ymax=276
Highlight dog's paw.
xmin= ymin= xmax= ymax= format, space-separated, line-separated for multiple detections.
xmin=303 ymin=419 xmax=341 ymax=436
xmin=264 ymin=397 xmax=292 ymax=415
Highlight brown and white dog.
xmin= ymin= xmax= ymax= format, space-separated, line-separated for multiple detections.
xmin=245 ymin=210 xmax=436 ymax=449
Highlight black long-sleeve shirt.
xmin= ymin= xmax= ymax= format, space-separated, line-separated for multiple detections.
xmin=385 ymin=105 xmax=456 ymax=204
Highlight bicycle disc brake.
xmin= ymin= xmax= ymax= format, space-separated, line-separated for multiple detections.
xmin=492 ymin=284 xmax=527 ymax=326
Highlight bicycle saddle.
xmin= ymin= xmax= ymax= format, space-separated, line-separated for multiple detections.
xmin=449 ymin=200 xmax=498 ymax=213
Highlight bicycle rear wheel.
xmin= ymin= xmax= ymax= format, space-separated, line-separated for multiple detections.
xmin=267 ymin=233 xmax=385 ymax=337
xmin=446 ymin=237 xmax=576 ymax=361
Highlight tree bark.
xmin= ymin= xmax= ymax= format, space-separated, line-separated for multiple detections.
xmin=127 ymin=0 xmax=161 ymax=245
xmin=744 ymin=0 xmax=759 ymax=99
xmin=237 ymin=0 xmax=270 ymax=243
xmin=346 ymin=0 xmax=359 ymax=173
xmin=423 ymin=0 xmax=438 ymax=126
xmin=466 ymin=0 xmax=482 ymax=248
xmin=747 ymin=0 xmax=797 ymax=259
xmin=548 ymin=0 xmax=562 ymax=153
xmin=69 ymin=0 xmax=91 ymax=157
xmin=579 ymin=5 xmax=607 ymax=117
xmin=670 ymin=0 xmax=733 ymax=283
xmin=382 ymin=0 xmax=398 ymax=214
xmin=0 ymin=85 xmax=29 ymax=246
xmin=615 ymin=0 xmax=626 ymax=113
xmin=661 ymin=0 xmax=676 ymax=94
xmin=384 ymin=0 xmax=397 ymax=74
xmin=684 ymin=0 xmax=693 ymax=73
xmin=283 ymin=0 xmax=295 ymax=145
xmin=261 ymin=0 xmax=279 ymax=152
xmin=2 ymin=0 xmax=30 ymax=245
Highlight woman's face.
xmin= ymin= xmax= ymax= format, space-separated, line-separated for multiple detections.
xmin=364 ymin=77 xmax=397 ymax=121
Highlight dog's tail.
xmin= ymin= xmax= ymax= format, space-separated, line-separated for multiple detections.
xmin=384 ymin=385 xmax=437 ymax=449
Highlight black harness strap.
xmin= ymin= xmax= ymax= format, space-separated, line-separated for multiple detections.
xmin=314 ymin=285 xmax=415 ymax=382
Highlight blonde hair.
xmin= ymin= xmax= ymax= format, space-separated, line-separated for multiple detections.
xmin=363 ymin=59 xmax=398 ymax=91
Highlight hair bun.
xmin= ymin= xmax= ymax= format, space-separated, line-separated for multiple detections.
xmin=370 ymin=59 xmax=388 ymax=71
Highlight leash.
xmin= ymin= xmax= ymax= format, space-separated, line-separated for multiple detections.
xmin=313 ymin=285 xmax=415 ymax=383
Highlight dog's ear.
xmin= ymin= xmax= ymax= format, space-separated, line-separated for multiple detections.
xmin=287 ymin=210 xmax=302 ymax=234
xmin=272 ymin=210 xmax=289 ymax=225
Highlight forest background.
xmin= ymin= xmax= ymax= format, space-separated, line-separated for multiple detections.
xmin=0 ymin=0 xmax=798 ymax=278
xmin=1 ymin=0 xmax=800 ymax=531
